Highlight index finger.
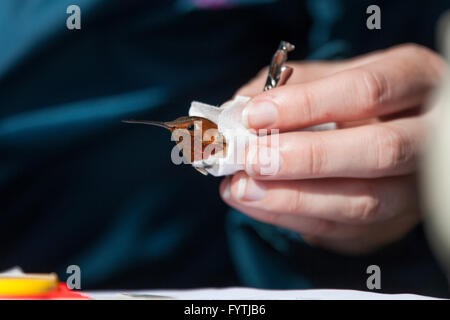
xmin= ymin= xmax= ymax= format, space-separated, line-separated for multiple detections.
xmin=242 ymin=44 xmax=446 ymax=131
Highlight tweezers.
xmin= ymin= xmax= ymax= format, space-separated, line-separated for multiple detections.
xmin=264 ymin=41 xmax=295 ymax=91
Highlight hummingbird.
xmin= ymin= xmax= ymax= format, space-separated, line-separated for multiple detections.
xmin=123 ymin=40 xmax=295 ymax=176
xmin=122 ymin=116 xmax=227 ymax=175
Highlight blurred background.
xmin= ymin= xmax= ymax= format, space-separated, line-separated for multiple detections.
xmin=1 ymin=0 xmax=449 ymax=297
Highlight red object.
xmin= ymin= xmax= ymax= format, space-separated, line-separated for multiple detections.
xmin=0 ymin=283 xmax=91 ymax=300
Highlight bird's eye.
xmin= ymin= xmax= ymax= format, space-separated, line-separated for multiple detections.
xmin=187 ymin=124 xmax=195 ymax=131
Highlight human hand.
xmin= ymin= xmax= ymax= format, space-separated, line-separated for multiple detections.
xmin=220 ymin=44 xmax=448 ymax=255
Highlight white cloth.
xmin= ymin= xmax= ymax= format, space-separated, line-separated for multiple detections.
xmin=189 ymin=96 xmax=254 ymax=176
xmin=188 ymin=95 xmax=336 ymax=176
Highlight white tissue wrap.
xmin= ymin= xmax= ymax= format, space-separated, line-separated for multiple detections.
xmin=189 ymin=96 xmax=254 ymax=176
xmin=188 ymin=95 xmax=336 ymax=177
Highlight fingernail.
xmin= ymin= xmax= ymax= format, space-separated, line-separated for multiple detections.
xmin=236 ymin=175 xmax=266 ymax=201
xmin=222 ymin=180 xmax=231 ymax=199
xmin=242 ymin=100 xmax=278 ymax=129
xmin=246 ymin=145 xmax=283 ymax=176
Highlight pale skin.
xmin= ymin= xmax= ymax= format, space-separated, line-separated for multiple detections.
xmin=220 ymin=43 xmax=449 ymax=255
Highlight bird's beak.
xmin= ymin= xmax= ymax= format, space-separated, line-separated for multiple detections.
xmin=122 ymin=120 xmax=172 ymax=130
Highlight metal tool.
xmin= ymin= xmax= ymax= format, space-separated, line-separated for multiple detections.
xmin=264 ymin=41 xmax=295 ymax=91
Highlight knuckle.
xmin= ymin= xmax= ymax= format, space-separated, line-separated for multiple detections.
xmin=300 ymin=88 xmax=315 ymax=123
xmin=398 ymin=43 xmax=427 ymax=55
xmin=428 ymin=54 xmax=449 ymax=79
xmin=307 ymin=138 xmax=328 ymax=176
xmin=402 ymin=43 xmax=434 ymax=60
xmin=372 ymin=125 xmax=411 ymax=173
xmin=357 ymin=69 xmax=390 ymax=109
xmin=285 ymin=189 xmax=305 ymax=214
xmin=348 ymin=190 xmax=380 ymax=222
xmin=396 ymin=43 xmax=447 ymax=78
xmin=393 ymin=43 xmax=432 ymax=63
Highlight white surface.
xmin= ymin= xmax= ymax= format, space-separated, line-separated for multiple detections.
xmin=2 ymin=268 xmax=442 ymax=300
xmin=86 ymin=287 xmax=441 ymax=300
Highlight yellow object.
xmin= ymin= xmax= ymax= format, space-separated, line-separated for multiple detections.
xmin=0 ymin=273 xmax=59 ymax=296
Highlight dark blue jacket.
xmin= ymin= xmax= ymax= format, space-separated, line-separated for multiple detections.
xmin=0 ymin=0 xmax=448 ymax=297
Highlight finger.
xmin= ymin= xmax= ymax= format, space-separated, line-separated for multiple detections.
xmin=234 ymin=49 xmax=392 ymax=98
xmin=220 ymin=175 xmax=420 ymax=245
xmin=235 ymin=62 xmax=344 ymax=98
xmin=220 ymin=176 xmax=377 ymax=240
xmin=220 ymin=176 xmax=353 ymax=239
xmin=245 ymin=116 xmax=426 ymax=179
xmin=222 ymin=172 xmax=417 ymax=225
xmin=242 ymin=44 xmax=446 ymax=131
xmin=302 ymin=211 xmax=420 ymax=255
